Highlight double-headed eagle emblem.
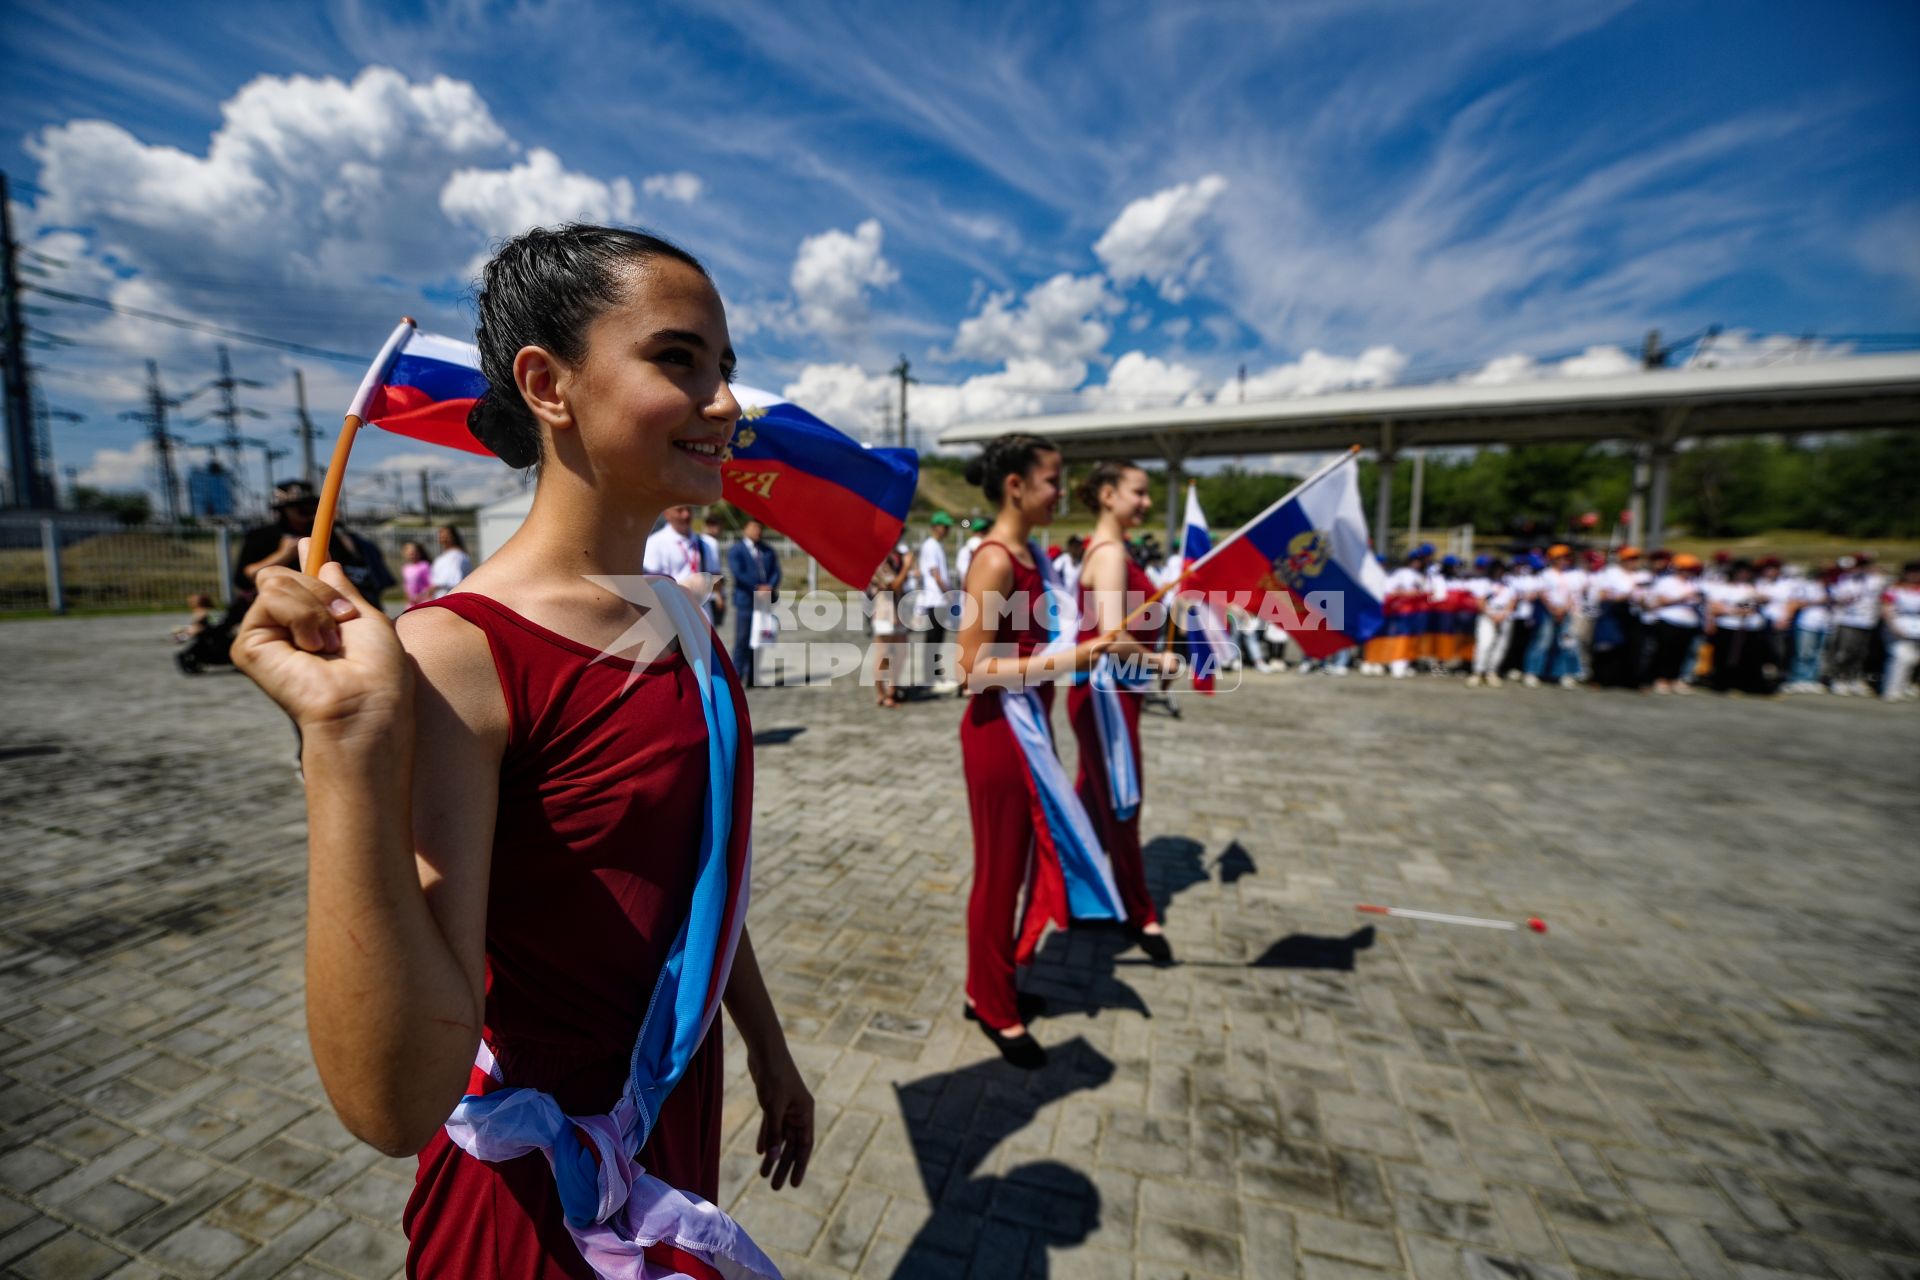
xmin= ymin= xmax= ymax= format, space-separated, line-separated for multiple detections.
xmin=1260 ymin=529 xmax=1332 ymax=593
xmin=729 ymin=402 xmax=767 ymax=456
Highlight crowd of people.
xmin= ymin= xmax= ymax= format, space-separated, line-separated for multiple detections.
xmin=1321 ymin=543 xmax=1920 ymax=702
xmin=875 ymin=515 xmax=1920 ymax=704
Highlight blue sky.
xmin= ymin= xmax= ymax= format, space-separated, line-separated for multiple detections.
xmin=4 ymin=0 xmax=1917 ymax=506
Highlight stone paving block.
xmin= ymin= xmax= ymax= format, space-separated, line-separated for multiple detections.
xmin=0 ymin=1145 xmax=76 ymax=1195
xmin=305 ymin=1215 xmax=409 ymax=1279
xmin=148 ymin=1216 xmax=262 ymax=1279
xmin=63 ymin=1179 xmax=163 ymax=1234
xmin=11 ymin=1228 xmax=130 ymax=1280
xmin=1298 ymin=1210 xmax=1404 ymax=1269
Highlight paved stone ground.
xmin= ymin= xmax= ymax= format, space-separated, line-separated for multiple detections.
xmin=1 ymin=614 xmax=1917 ymax=1280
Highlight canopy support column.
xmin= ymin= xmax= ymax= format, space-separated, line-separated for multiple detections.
xmin=1373 ymin=421 xmax=1396 ymax=554
xmin=1155 ymin=433 xmax=1186 ymax=557
xmin=1644 ymin=407 xmax=1689 ymax=550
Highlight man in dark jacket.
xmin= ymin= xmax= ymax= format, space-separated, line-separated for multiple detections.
xmin=234 ymin=481 xmax=395 ymax=610
xmin=727 ymin=519 xmax=781 ymax=685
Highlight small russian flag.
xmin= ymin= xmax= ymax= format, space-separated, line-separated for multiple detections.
xmin=348 ymin=320 xmax=489 ymax=453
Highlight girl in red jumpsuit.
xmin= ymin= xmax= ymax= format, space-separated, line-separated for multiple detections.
xmin=955 ymin=435 xmax=1118 ymax=1069
xmin=232 ymin=225 xmax=812 ymax=1277
xmin=1066 ymin=461 xmax=1181 ymax=963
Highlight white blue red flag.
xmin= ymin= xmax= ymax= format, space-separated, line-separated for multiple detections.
xmin=348 ymin=320 xmax=489 ymax=451
xmin=1180 ymin=453 xmax=1386 ymax=658
xmin=1175 ymin=483 xmax=1238 ymax=691
xmin=346 ymin=321 xmax=917 ymax=588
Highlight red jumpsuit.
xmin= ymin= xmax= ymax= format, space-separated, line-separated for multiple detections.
xmin=960 ymin=542 xmax=1058 ymax=1031
xmin=1066 ymin=541 xmax=1161 ymax=928
xmin=399 ymin=593 xmax=750 ymax=1279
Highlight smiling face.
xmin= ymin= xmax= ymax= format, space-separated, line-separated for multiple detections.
xmin=1006 ymin=449 xmax=1064 ymax=526
xmin=1101 ymin=466 xmax=1153 ymax=529
xmin=563 ymin=258 xmax=740 ymax=507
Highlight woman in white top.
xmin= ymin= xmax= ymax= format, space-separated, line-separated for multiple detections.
xmin=1468 ymin=561 xmax=1517 ymax=687
xmin=427 ymin=525 xmax=472 ymax=598
xmin=1881 ymin=560 xmax=1920 ymax=702
xmin=1647 ymin=554 xmax=1705 ymax=694
xmin=1706 ymin=559 xmax=1774 ymax=693
xmin=1784 ymin=567 xmax=1834 ymax=692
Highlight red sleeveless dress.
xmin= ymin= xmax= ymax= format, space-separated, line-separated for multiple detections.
xmin=399 ymin=592 xmax=749 ymax=1279
xmin=1066 ymin=541 xmax=1161 ymax=927
xmin=958 ymin=540 xmax=1061 ymax=1030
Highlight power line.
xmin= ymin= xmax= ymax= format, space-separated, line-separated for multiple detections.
xmin=22 ymin=284 xmax=370 ymax=364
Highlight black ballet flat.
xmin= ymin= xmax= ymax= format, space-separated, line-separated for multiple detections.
xmin=1131 ymin=928 xmax=1175 ymax=965
xmin=974 ymin=1019 xmax=1047 ymax=1070
xmin=963 ymin=993 xmax=1047 ymax=1024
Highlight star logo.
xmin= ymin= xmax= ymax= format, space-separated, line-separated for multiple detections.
xmin=580 ymin=575 xmax=714 ymax=695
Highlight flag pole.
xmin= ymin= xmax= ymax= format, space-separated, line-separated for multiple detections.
xmin=304 ymin=318 xmax=415 ymax=577
xmin=1113 ymin=444 xmax=1363 ymax=634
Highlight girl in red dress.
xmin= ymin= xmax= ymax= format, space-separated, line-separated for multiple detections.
xmin=1066 ymin=461 xmax=1180 ymax=964
xmin=955 ymin=435 xmax=1119 ymax=1069
xmin=233 ymin=226 xmax=812 ymax=1278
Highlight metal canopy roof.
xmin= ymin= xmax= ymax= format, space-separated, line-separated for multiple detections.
xmin=935 ymin=353 xmax=1920 ymax=460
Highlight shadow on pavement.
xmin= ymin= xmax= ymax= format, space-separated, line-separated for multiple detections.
xmin=890 ymin=1036 xmax=1113 ymax=1278
xmin=1115 ymin=926 xmax=1377 ymax=971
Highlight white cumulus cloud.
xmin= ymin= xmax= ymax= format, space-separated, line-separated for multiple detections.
xmin=30 ymin=66 xmax=511 ymax=300
xmin=789 ymin=219 xmax=899 ymax=338
xmin=1083 ymin=351 xmax=1209 ymax=410
xmin=441 ymin=148 xmax=637 ymax=239
xmin=1094 ymin=174 xmax=1229 ymax=302
xmin=77 ymin=438 xmax=158 ymax=492
xmin=1460 ymin=344 xmax=1638 ymax=385
xmin=1236 ymin=346 xmax=1408 ymax=400
xmin=641 ymin=171 xmax=705 ymax=203
xmin=949 ymin=273 xmax=1120 ymax=386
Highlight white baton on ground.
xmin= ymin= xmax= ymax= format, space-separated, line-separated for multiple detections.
xmin=1357 ymin=903 xmax=1548 ymax=933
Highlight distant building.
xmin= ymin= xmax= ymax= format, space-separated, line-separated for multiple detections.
xmin=187 ymin=463 xmax=235 ymax=518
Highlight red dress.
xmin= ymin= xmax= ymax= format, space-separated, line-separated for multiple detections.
xmin=399 ymin=592 xmax=750 ymax=1279
xmin=959 ymin=541 xmax=1060 ymax=1030
xmin=1066 ymin=541 xmax=1161 ymax=927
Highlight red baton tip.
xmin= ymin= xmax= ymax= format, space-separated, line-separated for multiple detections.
xmin=1527 ymin=917 xmax=1548 ymax=933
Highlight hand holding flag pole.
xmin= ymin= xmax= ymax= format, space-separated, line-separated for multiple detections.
xmin=305 ymin=319 xmax=417 ymax=577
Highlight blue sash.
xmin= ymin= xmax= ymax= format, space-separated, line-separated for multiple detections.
xmin=1007 ymin=544 xmax=1126 ymax=921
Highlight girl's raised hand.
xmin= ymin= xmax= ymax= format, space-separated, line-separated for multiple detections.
xmin=232 ymin=552 xmax=411 ymax=741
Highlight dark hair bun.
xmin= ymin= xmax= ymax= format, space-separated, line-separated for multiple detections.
xmin=1077 ymin=459 xmax=1141 ymax=513
xmin=967 ymin=432 xmax=1059 ymax=505
xmin=467 ymin=387 xmax=541 ymax=468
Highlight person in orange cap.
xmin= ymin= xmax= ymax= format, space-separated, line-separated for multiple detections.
xmin=1589 ymin=546 xmax=1643 ymax=688
xmin=1522 ymin=544 xmax=1581 ymax=687
xmin=1647 ymin=553 xmax=1705 ymax=693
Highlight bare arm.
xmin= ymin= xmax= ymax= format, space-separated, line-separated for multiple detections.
xmin=234 ymin=564 xmax=501 ymax=1156
xmin=1083 ymin=542 xmax=1176 ymax=666
xmin=243 ymin=533 xmax=301 ymax=583
xmin=723 ymin=929 xmax=814 ymax=1190
xmin=957 ymin=545 xmax=1109 ymax=688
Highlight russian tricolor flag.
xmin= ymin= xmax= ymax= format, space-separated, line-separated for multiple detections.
xmin=346 ymin=321 xmax=917 ymax=588
xmin=349 ymin=320 xmax=489 ymax=453
xmin=1180 ymin=453 xmax=1387 ymax=658
xmin=721 ymin=387 xmax=917 ymax=590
